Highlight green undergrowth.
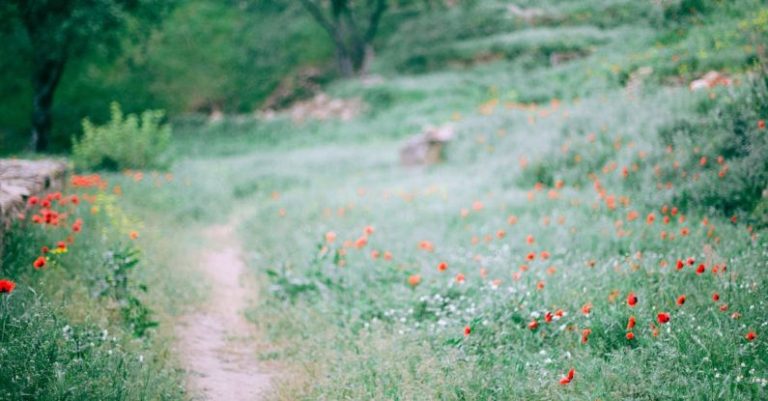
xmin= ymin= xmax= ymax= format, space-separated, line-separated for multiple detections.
xmin=0 ymin=181 xmax=189 ymax=400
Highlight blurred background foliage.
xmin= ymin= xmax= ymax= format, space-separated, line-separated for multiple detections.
xmin=0 ymin=0 xmax=765 ymax=153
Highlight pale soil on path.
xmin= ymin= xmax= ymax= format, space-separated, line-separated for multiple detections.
xmin=176 ymin=222 xmax=272 ymax=401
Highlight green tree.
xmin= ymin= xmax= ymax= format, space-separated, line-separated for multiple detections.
xmin=3 ymin=0 xmax=172 ymax=152
xmin=298 ymin=0 xmax=388 ymax=77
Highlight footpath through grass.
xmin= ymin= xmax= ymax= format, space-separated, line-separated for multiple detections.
xmin=2 ymin=1 xmax=767 ymax=400
xmin=182 ymin=2 xmax=766 ymax=399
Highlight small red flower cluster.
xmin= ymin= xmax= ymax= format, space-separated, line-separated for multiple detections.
xmin=71 ymin=174 xmax=108 ymax=189
xmin=18 ymin=190 xmax=92 ymax=271
xmin=0 ymin=279 xmax=15 ymax=294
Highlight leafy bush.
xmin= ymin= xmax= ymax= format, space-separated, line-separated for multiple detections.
xmin=654 ymin=73 xmax=768 ymax=225
xmin=657 ymin=0 xmax=717 ymax=23
xmin=72 ymin=103 xmax=171 ymax=171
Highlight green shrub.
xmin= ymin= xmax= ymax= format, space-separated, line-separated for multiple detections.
xmin=654 ymin=72 xmax=768 ymax=225
xmin=72 ymin=103 xmax=171 ymax=171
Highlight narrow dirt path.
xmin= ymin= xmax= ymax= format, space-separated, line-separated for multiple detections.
xmin=176 ymin=222 xmax=271 ymax=401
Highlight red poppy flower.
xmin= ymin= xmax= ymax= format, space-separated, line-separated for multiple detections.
xmin=745 ymin=331 xmax=757 ymax=341
xmin=581 ymin=328 xmax=592 ymax=344
xmin=581 ymin=303 xmax=592 ymax=315
xmin=0 ymin=279 xmax=15 ymax=294
xmin=33 ymin=256 xmax=46 ymax=269
xmin=364 ymin=225 xmax=375 ymax=235
xmin=419 ymin=240 xmax=434 ymax=252
xmin=696 ymin=264 xmax=706 ymax=275
xmin=355 ymin=236 xmax=368 ymax=248
xmin=657 ymin=312 xmax=670 ymax=324
xmin=464 ymin=325 xmax=471 ymax=337
xmin=28 ymin=196 xmax=39 ymax=206
xmin=559 ymin=368 xmax=575 ymax=385
xmin=41 ymin=246 xmax=49 ymax=254
xmin=676 ymin=259 xmax=684 ymax=270
xmin=455 ymin=273 xmax=465 ymax=284
xmin=676 ymin=295 xmax=686 ymax=306
xmin=57 ymin=241 xmax=67 ymax=250
xmin=627 ymin=316 xmax=636 ymax=330
xmin=496 ymin=229 xmax=506 ymax=239
xmin=758 ymin=119 xmax=766 ymax=130
xmin=525 ymin=235 xmax=535 ymax=245
xmin=545 ymin=311 xmax=553 ymax=323
xmin=526 ymin=252 xmax=536 ymax=261
xmin=408 ymin=275 xmax=421 ymax=287
xmin=540 ymin=251 xmax=550 ymax=260
xmin=687 ymin=257 xmax=695 ymax=266
xmin=627 ymin=292 xmax=638 ymax=307
xmin=528 ymin=319 xmax=539 ymax=330
xmin=437 ymin=261 xmax=448 ymax=272
xmin=325 ymin=231 xmax=336 ymax=243
xmin=646 ymin=213 xmax=655 ymax=224
xmin=712 ymin=293 xmax=720 ymax=302
xmin=370 ymin=250 xmax=380 ymax=260
xmin=626 ymin=332 xmax=635 ymax=340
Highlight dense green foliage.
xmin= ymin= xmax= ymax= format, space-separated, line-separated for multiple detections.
xmin=2 ymin=0 xmax=764 ymax=153
xmin=0 ymin=0 xmax=173 ymax=151
xmin=0 ymin=190 xmax=184 ymax=400
xmin=72 ymin=103 xmax=171 ymax=171
xmin=0 ymin=0 xmax=332 ymax=152
xmin=655 ymin=74 xmax=768 ymax=226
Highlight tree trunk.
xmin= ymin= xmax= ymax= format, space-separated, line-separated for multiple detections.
xmin=30 ymin=58 xmax=65 ymax=152
xmin=335 ymin=45 xmax=355 ymax=77
xmin=333 ymin=35 xmax=366 ymax=77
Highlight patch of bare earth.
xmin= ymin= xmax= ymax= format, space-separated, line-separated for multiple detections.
xmin=176 ymin=223 xmax=272 ymax=401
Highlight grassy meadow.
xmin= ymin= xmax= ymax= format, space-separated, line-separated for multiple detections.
xmin=1 ymin=0 xmax=768 ymax=400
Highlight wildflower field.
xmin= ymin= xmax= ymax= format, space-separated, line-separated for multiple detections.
xmin=1 ymin=0 xmax=768 ymax=400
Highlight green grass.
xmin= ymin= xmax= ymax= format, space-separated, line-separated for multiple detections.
xmin=0 ymin=185 xmax=189 ymax=400
xmin=229 ymin=87 xmax=766 ymax=400
xmin=147 ymin=1 xmax=767 ymax=399
xmin=2 ymin=0 xmax=767 ymax=399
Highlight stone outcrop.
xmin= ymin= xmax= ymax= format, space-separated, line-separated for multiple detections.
xmin=400 ymin=125 xmax=454 ymax=166
xmin=0 ymin=159 xmax=68 ymax=265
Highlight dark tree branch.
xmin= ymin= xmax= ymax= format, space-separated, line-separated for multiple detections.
xmin=299 ymin=0 xmax=389 ymax=76
xmin=297 ymin=0 xmax=336 ymax=38
xmin=364 ymin=0 xmax=387 ymax=43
